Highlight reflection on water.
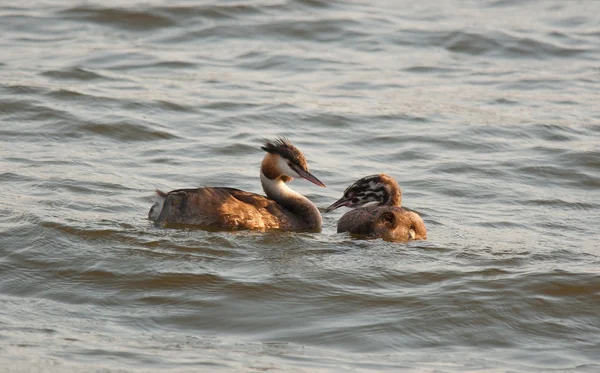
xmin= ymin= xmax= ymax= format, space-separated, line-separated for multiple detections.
xmin=1 ymin=0 xmax=599 ymax=371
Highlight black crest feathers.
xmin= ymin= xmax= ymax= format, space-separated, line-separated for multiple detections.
xmin=261 ymin=138 xmax=308 ymax=170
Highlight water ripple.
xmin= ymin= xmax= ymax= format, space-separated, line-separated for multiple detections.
xmin=40 ymin=67 xmax=109 ymax=81
xmin=59 ymin=6 xmax=176 ymax=31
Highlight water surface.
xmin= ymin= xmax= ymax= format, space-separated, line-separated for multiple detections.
xmin=1 ymin=0 xmax=599 ymax=372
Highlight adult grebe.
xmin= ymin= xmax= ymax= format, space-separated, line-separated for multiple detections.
xmin=325 ymin=174 xmax=426 ymax=241
xmin=149 ymin=138 xmax=326 ymax=230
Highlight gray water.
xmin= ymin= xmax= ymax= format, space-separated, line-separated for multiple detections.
xmin=1 ymin=0 xmax=599 ymax=372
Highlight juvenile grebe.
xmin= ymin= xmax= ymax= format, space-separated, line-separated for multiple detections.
xmin=325 ymin=174 xmax=426 ymax=241
xmin=149 ymin=138 xmax=326 ymax=230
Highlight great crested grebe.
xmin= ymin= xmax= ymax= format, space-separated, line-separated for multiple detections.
xmin=325 ymin=174 xmax=427 ymax=241
xmin=149 ymin=138 xmax=326 ymax=230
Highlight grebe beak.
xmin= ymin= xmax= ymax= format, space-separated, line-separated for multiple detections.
xmin=324 ymin=196 xmax=352 ymax=212
xmin=293 ymin=166 xmax=326 ymax=188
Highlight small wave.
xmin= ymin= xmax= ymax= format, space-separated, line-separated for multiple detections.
xmin=475 ymin=221 xmax=526 ymax=229
xmin=518 ymin=270 xmax=600 ymax=298
xmin=560 ymin=149 xmax=600 ymax=171
xmin=0 ymin=98 xmax=79 ymax=133
xmin=403 ymin=65 xmax=463 ymax=74
xmin=60 ymin=121 xmax=177 ymax=142
xmin=182 ymin=18 xmax=366 ymax=44
xmin=0 ymin=172 xmax=39 ymax=183
xmin=106 ymin=60 xmax=197 ymax=72
xmin=58 ymin=6 xmax=176 ymax=31
xmin=523 ymin=199 xmax=598 ymax=211
xmin=503 ymin=35 xmax=587 ymax=58
xmin=40 ymin=67 xmax=108 ymax=81
xmin=151 ymin=0 xmax=332 ymax=24
xmin=155 ymin=3 xmax=270 ymax=21
xmin=393 ymin=29 xmax=589 ymax=59
xmin=39 ymin=221 xmax=127 ymax=241
xmin=216 ymin=143 xmax=257 ymax=156
xmin=260 ymin=18 xmax=366 ymax=42
xmin=444 ymin=30 xmax=587 ymax=58
xmin=517 ymin=164 xmax=598 ymax=189
xmin=99 ymin=271 xmax=226 ymax=290
xmin=237 ymin=53 xmax=344 ymax=72
xmin=0 ymin=98 xmax=53 ymax=119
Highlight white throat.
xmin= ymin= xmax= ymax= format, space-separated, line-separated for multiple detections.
xmin=260 ymin=171 xmax=304 ymax=202
xmin=258 ymin=157 xmax=322 ymax=229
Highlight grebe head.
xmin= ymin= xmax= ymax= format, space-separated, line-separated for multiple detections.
xmin=325 ymin=173 xmax=401 ymax=212
xmin=261 ymin=138 xmax=326 ymax=187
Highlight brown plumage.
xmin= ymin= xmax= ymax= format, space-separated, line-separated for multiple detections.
xmin=325 ymin=174 xmax=427 ymax=241
xmin=372 ymin=208 xmax=427 ymax=241
xmin=148 ymin=138 xmax=326 ymax=231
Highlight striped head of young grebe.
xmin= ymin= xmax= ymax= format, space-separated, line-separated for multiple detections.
xmin=325 ymin=173 xmax=401 ymax=212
